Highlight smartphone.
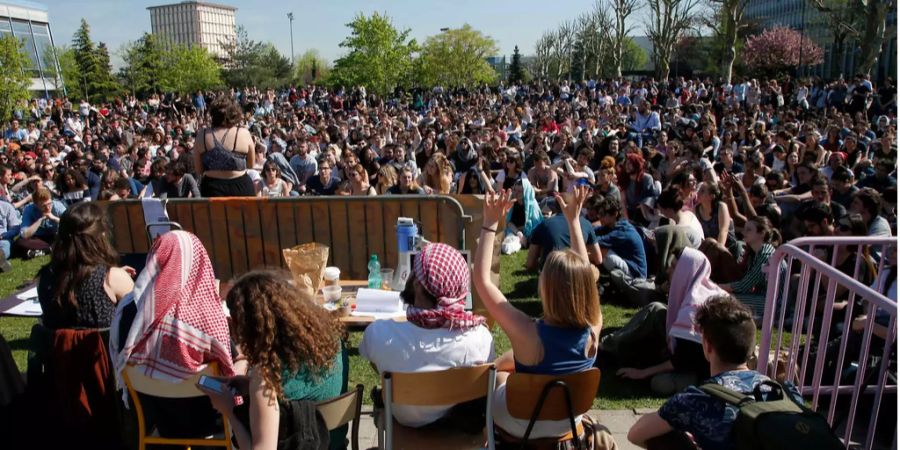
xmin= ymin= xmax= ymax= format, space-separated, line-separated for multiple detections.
xmin=197 ymin=375 xmax=230 ymax=394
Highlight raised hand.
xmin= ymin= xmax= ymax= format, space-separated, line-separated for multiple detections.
xmin=555 ymin=185 xmax=591 ymax=224
xmin=482 ymin=189 xmax=514 ymax=229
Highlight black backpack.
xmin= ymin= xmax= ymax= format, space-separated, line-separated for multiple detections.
xmin=699 ymin=380 xmax=844 ymax=450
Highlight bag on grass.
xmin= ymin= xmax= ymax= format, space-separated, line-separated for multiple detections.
xmin=699 ymin=380 xmax=843 ymax=450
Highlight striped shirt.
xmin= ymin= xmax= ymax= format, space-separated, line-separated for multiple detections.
xmin=732 ymin=243 xmax=776 ymax=294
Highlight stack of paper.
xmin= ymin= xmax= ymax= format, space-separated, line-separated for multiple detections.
xmin=352 ymin=288 xmax=404 ymax=318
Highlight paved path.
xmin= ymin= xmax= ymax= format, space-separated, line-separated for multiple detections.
xmin=355 ymin=406 xmax=651 ymax=449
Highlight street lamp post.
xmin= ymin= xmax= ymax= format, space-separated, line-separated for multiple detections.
xmin=287 ymin=12 xmax=295 ymax=67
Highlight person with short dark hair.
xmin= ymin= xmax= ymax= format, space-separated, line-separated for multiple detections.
xmin=591 ymin=195 xmax=647 ymax=278
xmin=627 ymin=295 xmax=804 ymax=450
xmin=656 ymin=188 xmax=704 ymax=248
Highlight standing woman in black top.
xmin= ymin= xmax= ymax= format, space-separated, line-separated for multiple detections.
xmin=38 ymin=202 xmax=134 ymax=329
xmin=194 ymin=96 xmax=256 ymax=197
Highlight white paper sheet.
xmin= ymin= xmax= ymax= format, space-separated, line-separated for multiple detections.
xmin=3 ymin=299 xmax=42 ymax=316
xmin=354 ymin=288 xmax=403 ymax=313
xmin=142 ymin=198 xmax=171 ymax=239
xmin=350 ymin=309 xmax=406 ymax=320
xmin=16 ymin=286 xmax=38 ymax=301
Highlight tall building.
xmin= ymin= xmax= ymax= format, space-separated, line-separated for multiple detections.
xmin=147 ymin=1 xmax=236 ymax=59
xmin=745 ymin=0 xmax=896 ymax=82
xmin=0 ymin=0 xmax=61 ymax=96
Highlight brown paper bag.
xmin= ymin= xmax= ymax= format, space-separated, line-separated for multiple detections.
xmin=282 ymin=243 xmax=330 ymax=298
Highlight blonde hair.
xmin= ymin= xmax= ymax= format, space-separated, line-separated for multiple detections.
xmin=376 ymin=165 xmax=398 ymax=194
xmin=539 ymin=250 xmax=601 ymax=328
xmin=424 ymin=153 xmax=453 ymax=194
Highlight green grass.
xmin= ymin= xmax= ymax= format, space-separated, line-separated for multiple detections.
xmin=0 ymin=256 xmax=48 ymax=371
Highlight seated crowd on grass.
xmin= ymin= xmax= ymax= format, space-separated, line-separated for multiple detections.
xmin=0 ymin=76 xmax=896 ymax=449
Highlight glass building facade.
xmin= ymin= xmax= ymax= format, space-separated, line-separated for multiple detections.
xmin=0 ymin=0 xmax=61 ymax=97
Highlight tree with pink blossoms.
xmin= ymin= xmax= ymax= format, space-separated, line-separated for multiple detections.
xmin=743 ymin=26 xmax=824 ymax=76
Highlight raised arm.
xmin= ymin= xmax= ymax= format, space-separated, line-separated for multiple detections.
xmin=554 ymin=185 xmax=591 ymax=265
xmin=473 ymin=190 xmax=535 ymax=340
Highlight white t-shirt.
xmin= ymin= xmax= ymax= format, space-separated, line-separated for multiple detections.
xmin=359 ymin=320 xmax=495 ymax=427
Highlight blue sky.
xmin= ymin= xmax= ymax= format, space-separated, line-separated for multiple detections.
xmin=39 ymin=0 xmax=619 ymax=66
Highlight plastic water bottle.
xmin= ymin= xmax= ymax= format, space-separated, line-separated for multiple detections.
xmin=367 ymin=254 xmax=382 ymax=289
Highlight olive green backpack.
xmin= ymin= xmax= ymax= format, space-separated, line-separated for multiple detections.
xmin=699 ymin=380 xmax=844 ymax=450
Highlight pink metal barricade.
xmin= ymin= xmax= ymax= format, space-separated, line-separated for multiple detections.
xmin=757 ymin=237 xmax=897 ymax=450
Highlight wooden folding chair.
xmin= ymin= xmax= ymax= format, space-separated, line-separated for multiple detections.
xmin=378 ymin=364 xmax=497 ymax=450
xmin=317 ymin=384 xmax=365 ymax=450
xmin=500 ymin=368 xmax=601 ymax=450
xmin=122 ymin=363 xmax=232 ymax=450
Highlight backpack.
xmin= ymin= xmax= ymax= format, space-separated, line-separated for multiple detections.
xmin=699 ymin=380 xmax=844 ymax=450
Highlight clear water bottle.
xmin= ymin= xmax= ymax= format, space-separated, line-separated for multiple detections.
xmin=367 ymin=254 xmax=382 ymax=289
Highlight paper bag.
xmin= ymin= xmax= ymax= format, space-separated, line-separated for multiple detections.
xmin=282 ymin=243 xmax=330 ymax=297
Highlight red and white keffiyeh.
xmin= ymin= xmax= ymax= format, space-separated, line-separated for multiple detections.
xmin=405 ymin=243 xmax=486 ymax=330
xmin=111 ymin=230 xmax=234 ymax=389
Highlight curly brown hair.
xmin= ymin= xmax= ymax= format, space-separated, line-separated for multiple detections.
xmin=225 ymin=270 xmax=343 ymax=399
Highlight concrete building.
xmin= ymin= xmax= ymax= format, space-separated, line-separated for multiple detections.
xmin=0 ymin=0 xmax=62 ymax=96
xmin=148 ymin=1 xmax=236 ymax=59
xmin=745 ymin=0 xmax=897 ymax=82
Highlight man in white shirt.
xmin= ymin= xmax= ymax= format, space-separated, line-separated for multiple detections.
xmin=360 ymin=243 xmax=494 ymax=428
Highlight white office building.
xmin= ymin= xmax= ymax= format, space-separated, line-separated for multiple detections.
xmin=148 ymin=1 xmax=236 ymax=59
xmin=0 ymin=0 xmax=62 ymax=96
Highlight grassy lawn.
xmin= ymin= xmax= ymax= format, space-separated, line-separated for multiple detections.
xmin=7 ymin=251 xmax=769 ymax=411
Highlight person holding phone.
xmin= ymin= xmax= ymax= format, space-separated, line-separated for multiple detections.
xmin=199 ymin=270 xmax=347 ymax=450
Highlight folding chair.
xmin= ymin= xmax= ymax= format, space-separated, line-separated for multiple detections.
xmin=378 ymin=364 xmax=497 ymax=450
xmin=499 ymin=368 xmax=601 ymax=450
xmin=122 ymin=363 xmax=232 ymax=450
xmin=316 ymin=384 xmax=365 ymax=450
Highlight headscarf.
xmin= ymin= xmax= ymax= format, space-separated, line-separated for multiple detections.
xmin=405 ymin=243 xmax=486 ymax=330
xmin=665 ymin=248 xmax=725 ymax=348
xmin=110 ymin=231 xmax=234 ymax=392
xmin=506 ymin=177 xmax=543 ymax=239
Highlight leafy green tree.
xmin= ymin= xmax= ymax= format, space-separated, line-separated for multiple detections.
xmin=414 ymin=25 xmax=498 ymax=88
xmin=94 ymin=42 xmax=121 ymax=100
xmin=621 ymin=37 xmax=649 ymax=71
xmin=221 ymin=25 xmax=266 ymax=87
xmin=71 ymin=19 xmax=119 ymax=101
xmin=508 ymin=45 xmax=525 ymax=84
xmin=119 ymin=33 xmax=167 ymax=97
xmin=258 ymin=43 xmax=292 ymax=88
xmin=162 ymin=45 xmax=224 ymax=93
xmin=294 ymin=49 xmax=331 ymax=85
xmin=330 ymin=12 xmax=418 ymax=95
xmin=0 ymin=35 xmax=30 ymax=122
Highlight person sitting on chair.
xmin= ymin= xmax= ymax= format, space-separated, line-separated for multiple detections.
xmin=359 ymin=242 xmax=494 ymax=427
xmin=110 ymin=230 xmax=244 ymax=439
xmin=200 ymin=270 xmax=348 ymax=450
xmin=475 ymin=186 xmax=603 ymax=438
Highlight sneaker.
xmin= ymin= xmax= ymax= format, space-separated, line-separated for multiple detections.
xmin=26 ymin=249 xmax=47 ymax=259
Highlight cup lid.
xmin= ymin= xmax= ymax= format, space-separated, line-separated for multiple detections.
xmin=324 ymin=266 xmax=341 ymax=278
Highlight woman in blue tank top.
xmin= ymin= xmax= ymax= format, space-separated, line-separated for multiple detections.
xmin=475 ymin=186 xmax=603 ymax=439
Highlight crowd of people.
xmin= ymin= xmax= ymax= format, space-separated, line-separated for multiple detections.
xmin=0 ymin=73 xmax=897 ymax=449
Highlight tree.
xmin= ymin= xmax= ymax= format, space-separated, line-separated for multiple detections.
xmin=0 ymin=35 xmax=30 ymax=122
xmin=258 ymin=43 xmax=292 ymax=88
xmin=330 ymin=12 xmax=418 ymax=95
xmin=533 ymin=32 xmax=554 ymax=79
xmin=622 ymin=37 xmax=649 ymax=71
xmin=71 ymin=19 xmax=119 ymax=101
xmin=645 ymin=0 xmax=701 ymax=79
xmin=221 ymin=25 xmax=266 ymax=87
xmin=743 ymin=26 xmax=824 ymax=76
xmin=611 ymin=0 xmax=640 ymax=77
xmin=704 ymin=0 xmax=750 ymax=84
xmin=414 ymin=25 xmax=498 ymax=88
xmin=508 ymin=45 xmax=525 ymax=84
xmin=163 ymin=45 xmax=224 ymax=93
xmin=854 ymin=0 xmax=894 ymax=76
xmin=119 ymin=33 xmax=167 ymax=97
xmin=294 ymin=49 xmax=331 ymax=85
